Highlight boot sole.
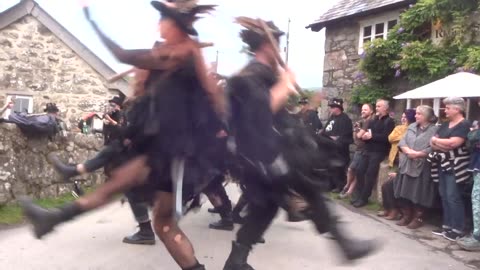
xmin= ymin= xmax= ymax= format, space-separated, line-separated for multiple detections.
xmin=122 ymin=238 xmax=156 ymax=245
xmin=209 ymin=225 xmax=234 ymax=231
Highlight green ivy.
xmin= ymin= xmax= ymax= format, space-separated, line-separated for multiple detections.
xmin=355 ymin=0 xmax=480 ymax=105
xmin=398 ymin=41 xmax=454 ymax=84
xmin=351 ymin=83 xmax=392 ymax=105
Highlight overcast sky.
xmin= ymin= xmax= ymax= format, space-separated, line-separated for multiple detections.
xmin=0 ymin=0 xmax=338 ymax=88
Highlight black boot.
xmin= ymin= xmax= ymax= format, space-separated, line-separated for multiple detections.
xmin=208 ymin=207 xmax=220 ymax=214
xmin=48 ymin=153 xmax=79 ymax=181
xmin=209 ymin=218 xmax=234 ymax=231
xmin=330 ymin=225 xmax=379 ymax=261
xmin=223 ymin=241 xmax=254 ymax=270
xmin=232 ymin=213 xmax=245 ymax=225
xmin=19 ymin=198 xmax=83 ymax=239
xmin=123 ymin=221 xmax=155 ymax=245
xmin=287 ymin=209 xmax=308 ymax=222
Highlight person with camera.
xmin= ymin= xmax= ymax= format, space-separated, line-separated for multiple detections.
xmin=103 ymin=96 xmax=125 ymax=146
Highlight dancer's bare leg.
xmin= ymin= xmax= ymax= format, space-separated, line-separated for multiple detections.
xmin=152 ymin=191 xmax=200 ymax=269
xmin=76 ymin=155 xmax=150 ymax=210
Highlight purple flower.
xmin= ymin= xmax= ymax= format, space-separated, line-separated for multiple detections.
xmin=354 ymin=72 xmax=365 ymax=80
xmin=397 ymin=27 xmax=404 ymax=34
xmin=395 ymin=70 xmax=402 ymax=77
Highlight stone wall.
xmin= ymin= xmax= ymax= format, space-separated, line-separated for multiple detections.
xmin=320 ymin=20 xmax=360 ymax=120
xmin=0 ymin=15 xmax=118 ymax=127
xmin=0 ymin=123 xmax=104 ymax=205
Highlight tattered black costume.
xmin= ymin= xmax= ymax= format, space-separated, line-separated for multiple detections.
xmin=223 ymin=21 xmax=378 ymax=270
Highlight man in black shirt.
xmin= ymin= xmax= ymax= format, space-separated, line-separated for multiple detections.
xmin=322 ymin=98 xmax=353 ymax=192
xmin=103 ymin=96 xmax=124 ymax=146
xmin=353 ymin=99 xmax=395 ymax=208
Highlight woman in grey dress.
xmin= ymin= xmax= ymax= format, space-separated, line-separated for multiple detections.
xmin=394 ymin=105 xmax=439 ymax=229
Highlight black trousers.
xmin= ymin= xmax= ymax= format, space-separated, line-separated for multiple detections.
xmin=236 ymin=170 xmax=336 ymax=248
xmin=355 ymin=151 xmax=386 ymax=202
xmin=203 ymin=174 xmax=232 ymax=219
xmin=84 ymin=140 xmax=124 ymax=173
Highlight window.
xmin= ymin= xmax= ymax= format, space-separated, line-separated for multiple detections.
xmin=358 ymin=14 xmax=399 ymax=54
xmin=2 ymin=94 xmax=33 ymax=119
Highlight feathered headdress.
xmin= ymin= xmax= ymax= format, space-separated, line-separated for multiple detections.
xmin=235 ymin=17 xmax=284 ymax=51
xmin=151 ymin=0 xmax=216 ymax=36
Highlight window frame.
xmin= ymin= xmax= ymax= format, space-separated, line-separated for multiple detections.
xmin=358 ymin=11 xmax=401 ymax=54
xmin=3 ymin=94 xmax=34 ymax=119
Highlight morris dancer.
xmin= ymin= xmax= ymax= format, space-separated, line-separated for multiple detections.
xmin=21 ymin=1 xmax=221 ymax=269
xmin=222 ymin=18 xmax=378 ymax=270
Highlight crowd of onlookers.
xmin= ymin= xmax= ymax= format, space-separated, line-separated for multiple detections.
xmin=296 ymin=96 xmax=480 ymax=252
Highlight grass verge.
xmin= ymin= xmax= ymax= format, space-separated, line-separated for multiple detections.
xmin=0 ymin=187 xmax=94 ymax=226
xmin=328 ymin=192 xmax=382 ymax=213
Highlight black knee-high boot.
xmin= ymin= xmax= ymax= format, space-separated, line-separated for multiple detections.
xmin=209 ymin=204 xmax=234 ymax=231
xmin=19 ymin=198 xmax=84 ymax=239
xmin=223 ymin=241 xmax=254 ymax=270
xmin=308 ymin=193 xmax=379 ymax=261
xmin=48 ymin=153 xmax=79 ymax=180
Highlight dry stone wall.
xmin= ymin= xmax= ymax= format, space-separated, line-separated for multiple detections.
xmin=0 ymin=123 xmax=104 ymax=205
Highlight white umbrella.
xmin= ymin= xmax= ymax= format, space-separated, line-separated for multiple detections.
xmin=394 ymin=72 xmax=480 ymax=100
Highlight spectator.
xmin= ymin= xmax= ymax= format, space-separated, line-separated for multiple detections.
xmin=378 ymin=109 xmax=416 ymax=218
xmin=458 ymin=111 xmax=480 ymax=251
xmin=429 ymin=97 xmax=471 ymax=241
xmin=340 ymin=103 xmax=374 ymax=199
xmin=323 ymin=98 xmax=353 ymax=193
xmin=0 ymin=98 xmax=14 ymax=117
xmin=352 ymin=99 xmax=395 ymax=208
xmin=297 ymin=97 xmax=322 ymax=136
xmin=392 ymin=106 xmax=438 ymax=229
xmin=388 ymin=109 xmax=416 ymax=168
xmin=103 ymin=96 xmax=124 ymax=145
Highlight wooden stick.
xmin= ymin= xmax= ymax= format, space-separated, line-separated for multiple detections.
xmin=107 ymin=68 xmax=136 ymax=83
xmin=257 ymin=19 xmax=303 ymax=95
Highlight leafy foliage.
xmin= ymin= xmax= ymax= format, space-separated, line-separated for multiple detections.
xmin=351 ymin=83 xmax=392 ymax=105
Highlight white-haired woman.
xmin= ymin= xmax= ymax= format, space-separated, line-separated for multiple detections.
xmin=392 ymin=106 xmax=438 ymax=229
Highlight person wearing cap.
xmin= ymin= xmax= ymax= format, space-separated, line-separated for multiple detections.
xmin=297 ymin=97 xmax=322 ymax=136
xmin=223 ymin=17 xmax=377 ymax=270
xmin=322 ymin=98 xmax=353 ymax=193
xmin=21 ymin=1 xmax=220 ymax=269
xmin=102 ymin=96 xmax=124 ymax=146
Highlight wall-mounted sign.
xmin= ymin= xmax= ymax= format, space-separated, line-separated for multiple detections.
xmin=431 ymin=13 xmax=480 ymax=45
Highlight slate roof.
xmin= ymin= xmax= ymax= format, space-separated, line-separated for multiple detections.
xmin=306 ymin=0 xmax=415 ymax=31
xmin=0 ymin=0 xmax=130 ymax=95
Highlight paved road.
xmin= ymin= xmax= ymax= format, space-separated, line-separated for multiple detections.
xmin=0 ymin=187 xmax=476 ymax=270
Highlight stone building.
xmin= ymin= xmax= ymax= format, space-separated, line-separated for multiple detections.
xmin=0 ymin=0 xmax=129 ymax=127
xmin=307 ymin=0 xmax=415 ymax=114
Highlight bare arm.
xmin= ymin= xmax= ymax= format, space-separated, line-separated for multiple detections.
xmin=431 ymin=137 xmax=465 ymax=151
